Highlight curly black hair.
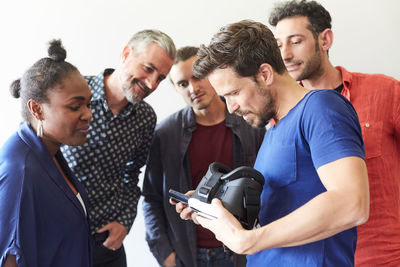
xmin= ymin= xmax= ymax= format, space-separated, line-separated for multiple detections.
xmin=269 ymin=0 xmax=331 ymax=40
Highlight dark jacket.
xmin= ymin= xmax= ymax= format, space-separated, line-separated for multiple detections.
xmin=142 ymin=105 xmax=265 ymax=267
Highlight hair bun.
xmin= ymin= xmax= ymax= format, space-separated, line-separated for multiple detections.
xmin=9 ymin=79 xmax=21 ymax=98
xmin=47 ymin=39 xmax=67 ymax=62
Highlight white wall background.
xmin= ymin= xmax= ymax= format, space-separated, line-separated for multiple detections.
xmin=0 ymin=0 xmax=399 ymax=266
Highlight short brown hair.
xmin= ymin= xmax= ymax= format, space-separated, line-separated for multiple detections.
xmin=174 ymin=46 xmax=199 ymax=65
xmin=193 ymin=20 xmax=286 ymax=79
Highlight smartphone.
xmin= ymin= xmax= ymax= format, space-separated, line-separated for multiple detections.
xmin=169 ymin=189 xmax=189 ymax=205
xmin=169 ymin=189 xmax=217 ymax=220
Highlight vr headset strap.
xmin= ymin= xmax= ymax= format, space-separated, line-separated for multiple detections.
xmin=198 ymin=172 xmax=224 ymax=203
xmin=244 ymin=187 xmax=261 ymax=230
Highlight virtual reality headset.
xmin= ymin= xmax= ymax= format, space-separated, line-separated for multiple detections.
xmin=170 ymin=162 xmax=264 ymax=229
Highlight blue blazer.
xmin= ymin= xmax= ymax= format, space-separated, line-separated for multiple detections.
xmin=0 ymin=122 xmax=92 ymax=267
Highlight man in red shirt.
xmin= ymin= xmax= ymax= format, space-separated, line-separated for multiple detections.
xmin=269 ymin=1 xmax=400 ymax=265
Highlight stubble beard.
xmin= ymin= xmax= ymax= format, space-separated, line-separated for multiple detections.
xmin=294 ymin=41 xmax=324 ymax=82
xmin=122 ymin=78 xmax=150 ymax=104
xmin=237 ymin=85 xmax=277 ymax=128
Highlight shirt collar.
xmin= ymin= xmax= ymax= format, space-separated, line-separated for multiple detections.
xmin=88 ymin=69 xmax=136 ymax=117
xmin=335 ymin=66 xmax=352 ymax=101
xmin=90 ymin=69 xmax=114 ymax=102
xmin=298 ymin=66 xmax=353 ymax=101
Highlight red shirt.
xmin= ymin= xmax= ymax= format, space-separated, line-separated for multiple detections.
xmin=188 ymin=121 xmax=233 ymax=248
xmin=337 ymin=66 xmax=400 ymax=266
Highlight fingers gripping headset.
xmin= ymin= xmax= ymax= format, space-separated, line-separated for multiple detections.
xmin=170 ymin=162 xmax=265 ymax=230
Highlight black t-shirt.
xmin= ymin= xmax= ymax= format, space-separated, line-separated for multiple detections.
xmin=335 ymin=83 xmax=344 ymax=94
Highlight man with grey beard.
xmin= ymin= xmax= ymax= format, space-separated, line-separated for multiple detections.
xmin=61 ymin=30 xmax=175 ymax=267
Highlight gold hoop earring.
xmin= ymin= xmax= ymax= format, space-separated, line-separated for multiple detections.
xmin=37 ymin=120 xmax=43 ymax=137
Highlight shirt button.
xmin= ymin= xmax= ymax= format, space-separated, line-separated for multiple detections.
xmin=365 ymin=123 xmax=370 ymax=128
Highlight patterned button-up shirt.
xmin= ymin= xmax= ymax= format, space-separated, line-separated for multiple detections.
xmin=61 ymin=69 xmax=156 ymax=234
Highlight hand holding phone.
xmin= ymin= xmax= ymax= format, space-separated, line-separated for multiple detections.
xmin=169 ymin=189 xmax=217 ymax=220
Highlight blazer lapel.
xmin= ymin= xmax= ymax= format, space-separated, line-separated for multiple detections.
xmin=18 ymin=122 xmax=87 ymax=218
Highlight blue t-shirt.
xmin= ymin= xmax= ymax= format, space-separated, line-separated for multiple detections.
xmin=248 ymin=90 xmax=364 ymax=267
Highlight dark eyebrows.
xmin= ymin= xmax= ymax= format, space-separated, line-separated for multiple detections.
xmin=276 ymin=33 xmax=305 ymax=41
xmin=176 ymin=79 xmax=188 ymax=85
xmin=287 ymin=34 xmax=305 ymax=40
xmin=69 ymin=95 xmax=92 ymax=101
xmin=175 ymin=75 xmax=199 ymax=85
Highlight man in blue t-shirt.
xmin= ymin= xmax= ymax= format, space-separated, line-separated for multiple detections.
xmin=175 ymin=20 xmax=369 ymax=266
